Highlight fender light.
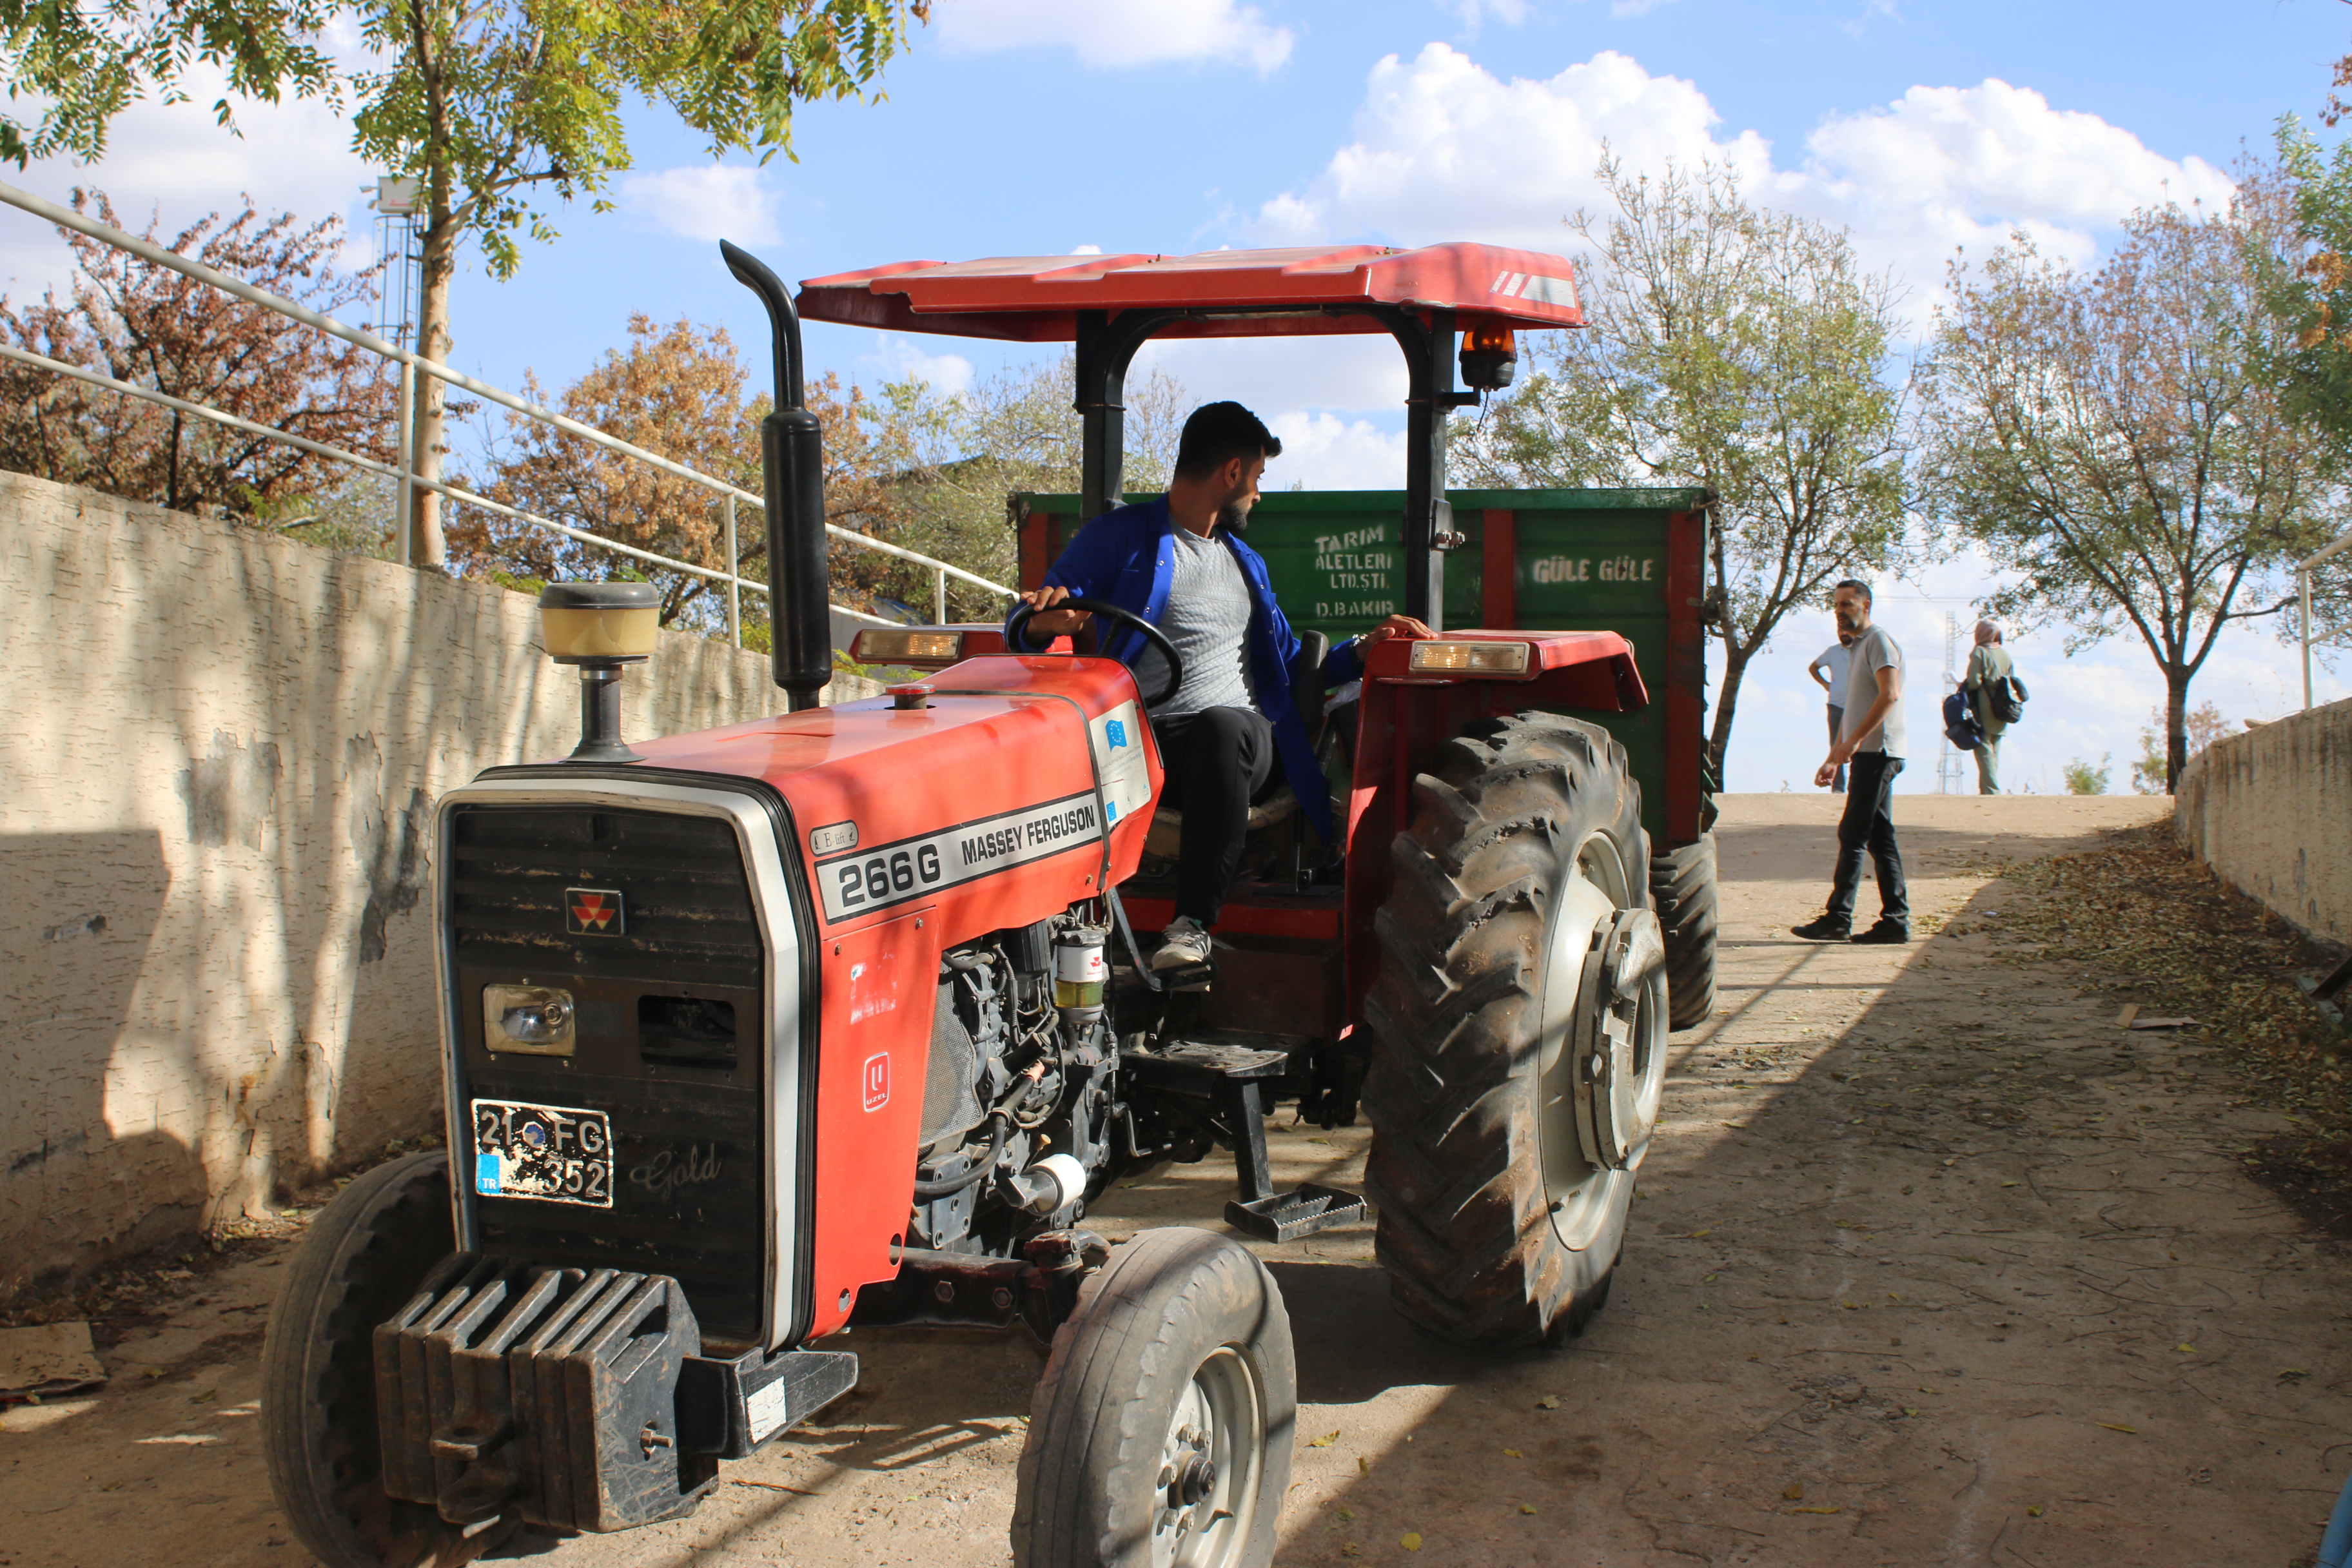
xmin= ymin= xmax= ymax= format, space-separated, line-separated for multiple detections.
xmin=1408 ymin=640 xmax=1532 ymax=676
xmin=851 ymin=629 xmax=966 ymax=665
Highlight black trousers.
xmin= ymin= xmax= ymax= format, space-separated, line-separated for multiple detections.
xmin=1827 ymin=752 xmax=1907 ymax=926
xmin=1152 ymin=707 xmax=1275 ymax=925
xmin=1825 ymin=705 xmax=1847 ymax=794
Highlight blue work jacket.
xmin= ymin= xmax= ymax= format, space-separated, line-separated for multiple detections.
xmin=1005 ymin=498 xmax=1366 ymax=845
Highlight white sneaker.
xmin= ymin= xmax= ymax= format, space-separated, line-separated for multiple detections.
xmin=1151 ymin=916 xmax=1213 ymax=972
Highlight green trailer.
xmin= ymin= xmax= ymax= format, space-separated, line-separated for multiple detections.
xmin=1014 ymin=485 xmax=1722 ymax=1028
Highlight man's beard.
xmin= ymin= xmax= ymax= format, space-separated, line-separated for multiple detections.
xmin=1217 ymin=499 xmax=1252 ymax=533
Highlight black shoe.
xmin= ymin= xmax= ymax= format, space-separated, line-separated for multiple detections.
xmin=1850 ymin=919 xmax=1910 ymax=945
xmin=1791 ymin=916 xmax=1850 ymax=941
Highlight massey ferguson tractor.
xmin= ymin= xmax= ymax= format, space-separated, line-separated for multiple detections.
xmin=262 ymin=239 xmax=1717 ymax=1568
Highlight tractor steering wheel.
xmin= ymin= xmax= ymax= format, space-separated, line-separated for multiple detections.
xmin=1005 ymin=596 xmax=1185 ymax=710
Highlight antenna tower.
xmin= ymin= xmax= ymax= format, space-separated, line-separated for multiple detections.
xmin=1937 ymin=611 xmax=1967 ymax=794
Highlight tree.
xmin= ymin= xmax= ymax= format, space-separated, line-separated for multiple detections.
xmin=0 ymin=188 xmax=391 ymax=515
xmin=3 ymin=0 xmax=932 ymax=567
xmin=1450 ymin=155 xmax=1914 ymax=779
xmin=2130 ymin=701 xmax=2231 ymax=794
xmin=2062 ymin=754 xmax=2113 ymax=795
xmin=461 ymin=314 xmax=932 ymax=633
xmin=860 ymin=352 xmax=1191 ymax=621
xmin=2255 ymin=115 xmax=2352 ymax=652
xmin=1923 ymin=170 xmax=2336 ymax=793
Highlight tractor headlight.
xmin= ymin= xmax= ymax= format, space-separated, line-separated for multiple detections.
xmin=851 ymin=629 xmax=966 ymax=664
xmin=485 ymin=984 xmax=576 ymax=1055
xmin=1408 ymin=640 xmax=1532 ymax=676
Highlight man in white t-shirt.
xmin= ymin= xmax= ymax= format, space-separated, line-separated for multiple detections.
xmin=1806 ymin=630 xmax=1854 ymax=794
xmin=1793 ymin=579 xmax=1909 ymax=945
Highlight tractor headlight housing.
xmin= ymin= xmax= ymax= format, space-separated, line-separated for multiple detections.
xmin=1408 ymin=640 xmax=1532 ymax=676
xmin=851 ymin=629 xmax=966 ymax=665
xmin=485 ymin=984 xmax=576 ymax=1055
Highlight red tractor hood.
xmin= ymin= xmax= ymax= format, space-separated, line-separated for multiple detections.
xmin=628 ymin=656 xmax=1160 ymax=946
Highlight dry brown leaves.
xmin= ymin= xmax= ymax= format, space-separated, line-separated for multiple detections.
xmin=1995 ymin=821 xmax=2352 ymax=1231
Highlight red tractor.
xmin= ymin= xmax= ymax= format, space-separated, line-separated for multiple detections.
xmin=263 ymin=240 xmax=1701 ymax=1568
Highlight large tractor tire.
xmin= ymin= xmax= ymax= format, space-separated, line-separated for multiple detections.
xmin=1649 ymin=832 xmax=1720 ymax=1032
xmin=263 ymin=1150 xmax=526 ymax=1567
xmin=1362 ymin=712 xmax=1670 ymax=1350
xmin=1012 ymin=1227 xmax=1295 ymax=1568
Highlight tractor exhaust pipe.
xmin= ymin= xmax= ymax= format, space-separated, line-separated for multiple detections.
xmin=720 ymin=239 xmax=830 ymax=712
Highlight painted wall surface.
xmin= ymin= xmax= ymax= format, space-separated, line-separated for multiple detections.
xmin=2175 ymin=696 xmax=2352 ymax=950
xmin=0 ymin=473 xmax=874 ymax=1300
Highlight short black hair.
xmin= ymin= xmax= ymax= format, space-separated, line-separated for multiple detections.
xmin=1173 ymin=401 xmax=1282 ymax=481
xmin=1833 ymin=578 xmax=1874 ymax=606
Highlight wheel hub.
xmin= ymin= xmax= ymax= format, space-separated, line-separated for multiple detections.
xmin=1150 ymin=1348 xmax=1262 ymax=1568
xmin=1578 ymin=907 xmax=1667 ymax=1169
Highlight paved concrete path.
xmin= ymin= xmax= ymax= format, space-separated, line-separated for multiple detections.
xmin=5 ymin=794 xmax=2341 ymax=1567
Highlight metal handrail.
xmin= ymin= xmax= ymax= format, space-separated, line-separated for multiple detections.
xmin=0 ymin=176 xmax=1015 ymax=642
xmin=2297 ymin=526 xmax=2352 ymax=711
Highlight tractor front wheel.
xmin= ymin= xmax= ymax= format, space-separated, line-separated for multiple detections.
xmin=1012 ymin=1228 xmax=1295 ymax=1568
xmin=1362 ymin=712 xmax=1669 ymax=1349
xmin=262 ymin=1150 xmax=522 ymax=1568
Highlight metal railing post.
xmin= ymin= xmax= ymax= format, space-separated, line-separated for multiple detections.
xmin=397 ymin=358 xmax=415 ymax=566
xmin=724 ymin=493 xmax=741 ymax=648
xmin=2304 ymin=567 xmax=2313 ymax=712
xmin=935 ymin=566 xmax=947 ymax=625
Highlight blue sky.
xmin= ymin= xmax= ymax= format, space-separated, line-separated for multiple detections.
xmin=3 ymin=0 xmax=2346 ymax=792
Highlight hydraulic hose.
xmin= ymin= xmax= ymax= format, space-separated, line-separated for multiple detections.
xmin=910 ymin=1113 xmax=1007 ymax=1200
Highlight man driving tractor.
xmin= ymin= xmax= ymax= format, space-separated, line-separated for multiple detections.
xmin=1010 ymin=400 xmax=1427 ymax=979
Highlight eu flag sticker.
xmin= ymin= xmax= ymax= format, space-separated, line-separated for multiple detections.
xmin=1106 ymin=719 xmax=1128 ymax=749
xmin=476 ymin=1152 xmax=504 ymax=1196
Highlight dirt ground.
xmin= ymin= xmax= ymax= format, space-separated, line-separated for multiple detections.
xmin=5 ymin=791 xmax=2346 ymax=1568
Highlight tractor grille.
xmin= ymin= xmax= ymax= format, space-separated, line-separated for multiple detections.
xmin=445 ymin=803 xmax=771 ymax=1346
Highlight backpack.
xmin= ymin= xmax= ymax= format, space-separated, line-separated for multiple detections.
xmin=1942 ymin=690 xmax=1984 ymax=751
xmin=1986 ymin=672 xmax=2028 ymax=725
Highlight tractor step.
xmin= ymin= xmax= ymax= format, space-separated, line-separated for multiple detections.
xmin=1225 ymin=1182 xmax=1367 ymax=1243
xmin=1124 ymin=1038 xmax=1362 ymax=1242
xmin=1120 ymin=1039 xmax=1291 ymax=1095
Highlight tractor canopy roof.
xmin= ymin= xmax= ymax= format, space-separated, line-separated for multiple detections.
xmin=797 ymin=243 xmax=1584 ymax=343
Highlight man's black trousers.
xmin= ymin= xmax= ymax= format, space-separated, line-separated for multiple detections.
xmin=1827 ymin=752 xmax=1908 ymax=927
xmin=1151 ymin=707 xmax=1274 ymax=925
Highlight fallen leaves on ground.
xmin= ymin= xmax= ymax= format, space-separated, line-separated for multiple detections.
xmin=1996 ymin=825 xmax=2351 ymax=1230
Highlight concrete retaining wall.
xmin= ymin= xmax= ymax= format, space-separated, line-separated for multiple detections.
xmin=0 ymin=472 xmax=870 ymax=1301
xmin=2175 ymin=696 xmax=2352 ymax=950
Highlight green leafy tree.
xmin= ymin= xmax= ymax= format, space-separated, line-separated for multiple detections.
xmin=1451 ymin=154 xmax=1914 ymax=779
xmin=1923 ymin=168 xmax=2334 ymax=794
xmin=1 ymin=0 xmax=931 ymax=567
xmin=2255 ymin=115 xmax=2352 ymax=652
xmin=2061 ymin=754 xmax=2112 ymax=795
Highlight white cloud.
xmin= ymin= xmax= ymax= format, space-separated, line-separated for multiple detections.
xmin=1442 ymin=0 xmax=1533 ymax=27
xmin=1138 ymin=333 xmax=1409 ymax=416
xmin=1 ymin=64 xmax=373 ymax=304
xmin=1070 ymin=242 xmax=1104 ymax=255
xmin=617 ymin=164 xmax=778 ymax=246
xmin=865 ymin=334 xmax=976 ymax=397
xmin=1262 ymin=411 xmax=1409 ymax=491
xmin=1252 ymin=45 xmax=2234 ymax=320
xmin=934 ymin=0 xmax=1293 ymax=73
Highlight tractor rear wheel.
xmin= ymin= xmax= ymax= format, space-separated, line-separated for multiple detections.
xmin=1649 ymin=832 xmax=1720 ymax=1032
xmin=1012 ymin=1227 xmax=1295 ymax=1568
xmin=1362 ymin=712 xmax=1669 ymax=1349
xmin=263 ymin=1150 xmax=519 ymax=1567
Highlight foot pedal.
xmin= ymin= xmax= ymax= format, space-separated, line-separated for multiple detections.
xmin=1152 ymin=957 xmax=1213 ymax=992
xmin=1225 ymin=1184 xmax=1367 ymax=1243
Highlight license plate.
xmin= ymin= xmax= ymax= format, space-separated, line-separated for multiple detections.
xmin=470 ymin=1098 xmax=614 ymax=1208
